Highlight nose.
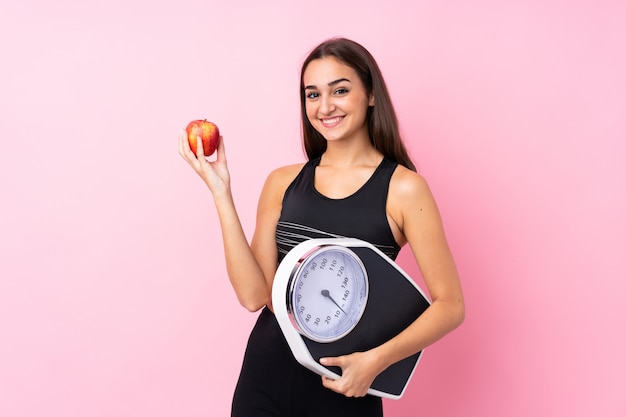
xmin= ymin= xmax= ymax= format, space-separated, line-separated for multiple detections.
xmin=319 ymin=94 xmax=335 ymax=115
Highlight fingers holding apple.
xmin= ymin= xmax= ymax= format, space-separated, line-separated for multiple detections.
xmin=186 ymin=119 xmax=220 ymax=157
xmin=178 ymin=129 xmax=193 ymax=158
xmin=179 ymin=120 xmax=231 ymax=195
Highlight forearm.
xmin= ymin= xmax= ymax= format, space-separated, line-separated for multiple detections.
xmin=179 ymin=132 xmax=275 ymax=311
xmin=214 ymin=192 xmax=270 ymax=311
xmin=372 ymin=298 xmax=465 ymax=371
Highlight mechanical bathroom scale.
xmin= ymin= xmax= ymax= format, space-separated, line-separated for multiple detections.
xmin=272 ymin=238 xmax=431 ymax=399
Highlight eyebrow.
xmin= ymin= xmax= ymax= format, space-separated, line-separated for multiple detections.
xmin=304 ymin=78 xmax=351 ymax=90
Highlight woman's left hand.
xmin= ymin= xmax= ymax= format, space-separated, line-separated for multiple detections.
xmin=319 ymin=351 xmax=383 ymax=397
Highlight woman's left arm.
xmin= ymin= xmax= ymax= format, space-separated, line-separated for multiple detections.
xmin=321 ymin=168 xmax=465 ymax=397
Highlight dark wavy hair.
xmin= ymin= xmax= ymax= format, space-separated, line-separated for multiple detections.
xmin=299 ymin=37 xmax=415 ymax=171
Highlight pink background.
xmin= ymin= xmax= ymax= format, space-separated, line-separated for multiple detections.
xmin=1 ymin=1 xmax=625 ymax=416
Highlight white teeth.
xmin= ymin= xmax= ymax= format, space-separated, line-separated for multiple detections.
xmin=321 ymin=117 xmax=343 ymax=125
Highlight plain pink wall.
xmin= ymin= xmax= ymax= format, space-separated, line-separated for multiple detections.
xmin=1 ymin=1 xmax=624 ymax=416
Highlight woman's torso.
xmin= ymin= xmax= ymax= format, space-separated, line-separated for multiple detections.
xmin=276 ymin=156 xmax=401 ymax=262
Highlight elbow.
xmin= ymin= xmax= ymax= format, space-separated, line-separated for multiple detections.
xmin=241 ymin=301 xmax=265 ymax=313
xmin=453 ymin=299 xmax=466 ymax=329
xmin=239 ymin=294 xmax=271 ymax=313
xmin=437 ymin=296 xmax=465 ymax=330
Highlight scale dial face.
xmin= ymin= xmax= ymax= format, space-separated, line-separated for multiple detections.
xmin=287 ymin=245 xmax=369 ymax=343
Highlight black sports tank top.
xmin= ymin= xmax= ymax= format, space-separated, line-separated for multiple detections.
xmin=276 ymin=157 xmax=401 ymax=263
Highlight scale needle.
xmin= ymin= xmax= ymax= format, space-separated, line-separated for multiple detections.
xmin=321 ymin=289 xmax=346 ymax=315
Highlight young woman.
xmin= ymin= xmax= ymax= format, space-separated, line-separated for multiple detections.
xmin=179 ymin=37 xmax=465 ymax=417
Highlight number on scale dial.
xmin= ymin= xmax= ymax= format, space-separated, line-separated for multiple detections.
xmin=288 ymin=245 xmax=369 ymax=343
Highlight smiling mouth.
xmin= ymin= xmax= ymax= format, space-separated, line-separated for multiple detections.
xmin=320 ymin=116 xmax=344 ymax=127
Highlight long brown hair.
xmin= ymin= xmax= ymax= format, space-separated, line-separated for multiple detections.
xmin=299 ymin=37 xmax=416 ymax=171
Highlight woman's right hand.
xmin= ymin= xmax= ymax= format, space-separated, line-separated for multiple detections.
xmin=178 ymin=129 xmax=230 ymax=197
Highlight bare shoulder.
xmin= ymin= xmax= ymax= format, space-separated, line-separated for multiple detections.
xmin=268 ymin=163 xmax=306 ymax=181
xmin=260 ymin=162 xmax=306 ymax=201
xmin=387 ymin=164 xmax=441 ymax=237
xmin=389 ymin=165 xmax=433 ymax=202
xmin=266 ymin=163 xmax=305 ymax=188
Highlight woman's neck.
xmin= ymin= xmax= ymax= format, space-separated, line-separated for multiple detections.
xmin=320 ymin=139 xmax=382 ymax=168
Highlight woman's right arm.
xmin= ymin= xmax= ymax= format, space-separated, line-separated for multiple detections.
xmin=178 ymin=130 xmax=299 ymax=312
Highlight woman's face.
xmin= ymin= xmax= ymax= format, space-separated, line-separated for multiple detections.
xmin=302 ymin=57 xmax=374 ymax=144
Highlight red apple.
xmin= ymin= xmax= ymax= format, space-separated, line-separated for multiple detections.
xmin=186 ymin=119 xmax=220 ymax=156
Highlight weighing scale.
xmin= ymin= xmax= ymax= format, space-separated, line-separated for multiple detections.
xmin=272 ymin=238 xmax=431 ymax=399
